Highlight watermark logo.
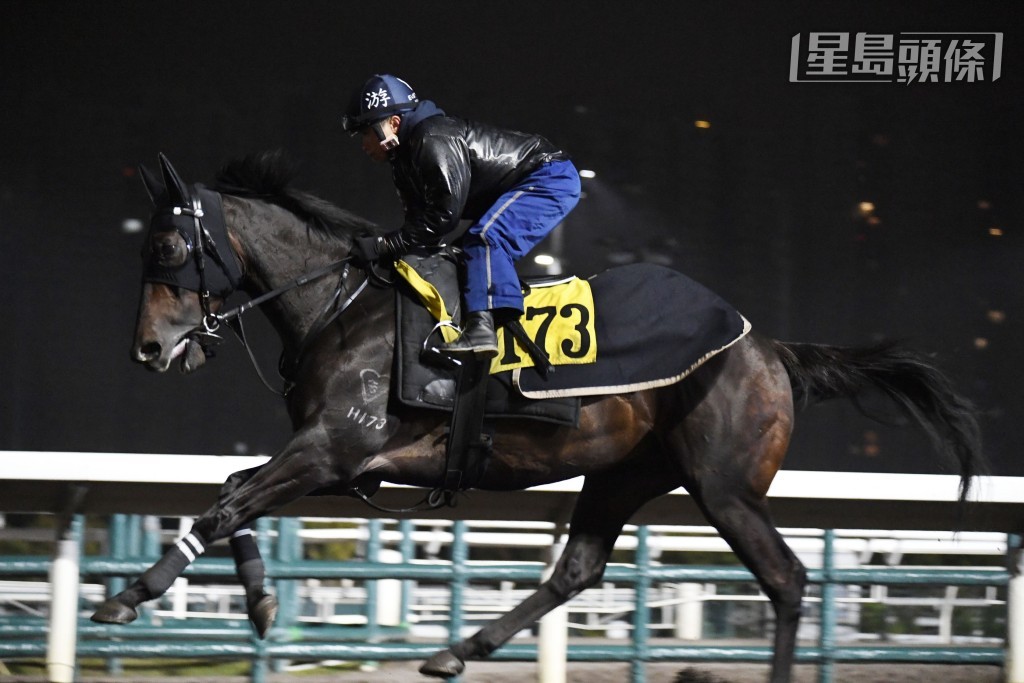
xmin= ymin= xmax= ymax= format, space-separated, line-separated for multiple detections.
xmin=790 ymin=32 xmax=1003 ymax=83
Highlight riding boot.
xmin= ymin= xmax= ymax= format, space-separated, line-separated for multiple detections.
xmin=438 ymin=310 xmax=498 ymax=358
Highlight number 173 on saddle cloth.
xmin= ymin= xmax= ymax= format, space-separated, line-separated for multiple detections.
xmin=489 ymin=276 xmax=597 ymax=373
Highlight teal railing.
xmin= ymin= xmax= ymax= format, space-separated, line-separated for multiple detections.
xmin=0 ymin=518 xmax=1008 ymax=683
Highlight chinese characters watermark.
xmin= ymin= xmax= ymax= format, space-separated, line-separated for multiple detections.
xmin=790 ymin=32 xmax=1003 ymax=83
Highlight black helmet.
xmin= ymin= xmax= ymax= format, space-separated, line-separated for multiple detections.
xmin=342 ymin=74 xmax=419 ymax=133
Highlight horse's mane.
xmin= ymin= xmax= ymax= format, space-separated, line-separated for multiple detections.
xmin=211 ymin=150 xmax=377 ymax=239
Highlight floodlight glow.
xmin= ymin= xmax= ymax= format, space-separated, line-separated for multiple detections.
xmin=122 ymin=218 xmax=144 ymax=234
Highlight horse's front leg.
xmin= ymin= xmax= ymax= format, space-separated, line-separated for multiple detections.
xmin=217 ymin=467 xmax=277 ymax=638
xmin=91 ymin=428 xmax=345 ymax=628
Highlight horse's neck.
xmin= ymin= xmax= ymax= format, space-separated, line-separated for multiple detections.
xmin=225 ymin=197 xmax=356 ymax=351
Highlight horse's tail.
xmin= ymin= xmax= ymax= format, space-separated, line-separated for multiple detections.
xmin=772 ymin=340 xmax=985 ymax=504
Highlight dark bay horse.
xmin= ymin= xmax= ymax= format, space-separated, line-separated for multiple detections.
xmin=93 ymin=152 xmax=983 ymax=683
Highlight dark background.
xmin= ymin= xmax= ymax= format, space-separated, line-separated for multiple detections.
xmin=1 ymin=1 xmax=1020 ymax=476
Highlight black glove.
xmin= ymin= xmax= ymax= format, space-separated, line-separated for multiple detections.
xmin=350 ymin=230 xmax=409 ymax=265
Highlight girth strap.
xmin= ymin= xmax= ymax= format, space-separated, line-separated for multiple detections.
xmin=432 ymin=355 xmax=493 ymax=504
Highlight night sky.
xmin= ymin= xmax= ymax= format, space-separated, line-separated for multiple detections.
xmin=1 ymin=1 xmax=1021 ymax=476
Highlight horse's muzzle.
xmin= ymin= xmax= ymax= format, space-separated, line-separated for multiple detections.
xmin=131 ymin=334 xmax=203 ymax=373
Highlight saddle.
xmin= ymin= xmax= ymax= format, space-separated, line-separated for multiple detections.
xmin=392 ymin=250 xmax=751 ymax=496
xmin=393 ymin=250 xmax=582 ymax=427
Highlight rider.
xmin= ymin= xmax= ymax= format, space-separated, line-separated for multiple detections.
xmin=343 ymin=74 xmax=581 ymax=357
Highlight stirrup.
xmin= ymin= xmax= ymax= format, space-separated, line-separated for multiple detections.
xmin=438 ymin=336 xmax=498 ymax=358
xmin=437 ymin=312 xmax=498 ymax=358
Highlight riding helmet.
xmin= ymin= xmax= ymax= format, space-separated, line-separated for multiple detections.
xmin=342 ymin=74 xmax=419 ymax=133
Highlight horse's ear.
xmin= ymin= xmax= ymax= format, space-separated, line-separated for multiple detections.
xmin=158 ymin=153 xmax=190 ymax=206
xmin=139 ymin=163 xmax=165 ymax=204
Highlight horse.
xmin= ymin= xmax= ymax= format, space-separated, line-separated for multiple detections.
xmin=92 ymin=151 xmax=983 ymax=683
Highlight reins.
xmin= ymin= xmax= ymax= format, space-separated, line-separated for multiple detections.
xmin=160 ymin=186 xmax=459 ymax=513
xmin=217 ymin=260 xmax=370 ymax=396
xmin=175 ymin=191 xmax=370 ymax=397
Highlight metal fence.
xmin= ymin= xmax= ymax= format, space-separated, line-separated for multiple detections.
xmin=0 ymin=514 xmax=1011 ymax=683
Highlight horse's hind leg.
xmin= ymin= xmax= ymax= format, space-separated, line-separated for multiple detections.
xmin=689 ymin=479 xmax=804 ymax=683
xmin=670 ymin=401 xmax=803 ymax=681
xmin=420 ymin=448 xmax=676 ymax=678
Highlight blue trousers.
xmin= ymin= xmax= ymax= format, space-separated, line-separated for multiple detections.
xmin=462 ymin=159 xmax=581 ymax=313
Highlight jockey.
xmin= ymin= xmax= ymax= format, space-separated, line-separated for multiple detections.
xmin=343 ymin=74 xmax=581 ymax=358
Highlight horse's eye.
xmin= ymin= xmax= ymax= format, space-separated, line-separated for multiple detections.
xmin=149 ymin=233 xmax=189 ymax=268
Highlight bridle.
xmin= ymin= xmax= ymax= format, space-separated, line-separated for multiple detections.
xmin=218 ymin=257 xmax=370 ymax=396
xmin=146 ymin=187 xmax=370 ymax=396
xmin=142 ymin=172 xmax=462 ymax=511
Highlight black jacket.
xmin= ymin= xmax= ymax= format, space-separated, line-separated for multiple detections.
xmin=390 ymin=101 xmax=568 ymax=245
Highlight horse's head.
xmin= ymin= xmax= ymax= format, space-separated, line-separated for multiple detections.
xmin=132 ymin=154 xmax=242 ymax=373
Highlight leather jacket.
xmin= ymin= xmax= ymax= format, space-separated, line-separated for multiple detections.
xmin=390 ymin=103 xmax=569 ymax=246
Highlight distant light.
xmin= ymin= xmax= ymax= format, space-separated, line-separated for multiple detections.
xmin=606 ymin=250 xmax=636 ymax=265
xmin=579 ymin=169 xmax=597 ymax=179
xmin=862 ymin=430 xmax=880 ymax=457
xmin=977 ymin=199 xmax=992 ymax=210
xmin=858 ymin=201 xmax=876 ymax=216
xmin=643 ymin=252 xmax=673 ymax=267
xmin=533 ymin=254 xmax=556 ymax=266
xmin=974 ymin=337 xmax=989 ymax=350
xmin=694 ymin=120 xmax=711 ymax=129
xmin=987 ymin=310 xmax=1006 ymax=324
xmin=866 ymin=216 xmax=882 ymax=226
xmin=122 ymin=218 xmax=144 ymax=234
xmin=989 ymin=227 xmax=1004 ymax=237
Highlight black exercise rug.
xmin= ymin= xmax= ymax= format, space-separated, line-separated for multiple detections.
xmin=392 ymin=254 xmax=749 ymax=419
xmin=513 ymin=263 xmax=750 ymax=398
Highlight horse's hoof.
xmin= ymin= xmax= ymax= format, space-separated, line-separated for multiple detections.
xmin=90 ymin=599 xmax=138 ymax=625
xmin=248 ymin=594 xmax=278 ymax=639
xmin=419 ymin=649 xmax=465 ymax=678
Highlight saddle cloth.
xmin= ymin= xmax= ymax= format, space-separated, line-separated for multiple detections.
xmin=392 ymin=251 xmax=750 ymax=416
xmin=513 ymin=263 xmax=750 ymax=398
xmin=394 ymin=251 xmax=582 ymax=427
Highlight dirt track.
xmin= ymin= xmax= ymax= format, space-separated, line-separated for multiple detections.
xmin=7 ymin=661 xmax=1004 ymax=682
xmin=264 ymin=660 xmax=1006 ymax=682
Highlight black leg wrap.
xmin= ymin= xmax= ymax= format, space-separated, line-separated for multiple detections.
xmin=230 ymin=528 xmax=262 ymax=564
xmin=139 ymin=531 xmax=207 ymax=599
xmin=231 ymin=529 xmax=267 ymax=599
xmin=237 ymin=559 xmax=267 ymax=599
xmin=231 ymin=529 xmax=277 ymax=639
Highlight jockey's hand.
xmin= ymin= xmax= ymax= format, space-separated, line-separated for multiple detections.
xmin=351 ymin=235 xmax=385 ymax=264
xmin=350 ymin=230 xmax=409 ymax=265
